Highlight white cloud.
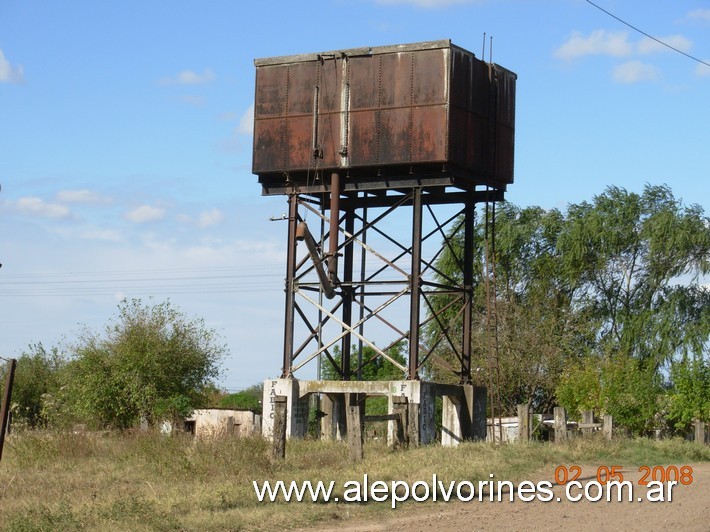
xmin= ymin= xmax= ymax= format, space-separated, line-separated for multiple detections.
xmin=179 ymin=95 xmax=205 ymax=106
xmin=216 ymin=105 xmax=254 ymax=153
xmin=56 ymin=189 xmax=111 ymax=204
xmin=197 ymin=208 xmax=224 ymax=228
xmin=555 ymin=30 xmax=632 ymax=61
xmin=124 ymin=204 xmax=166 ymax=223
xmin=183 ymin=239 xmax=284 ymax=265
xmin=159 ymin=69 xmax=215 ymax=85
xmin=51 ymin=226 xmax=125 ymax=242
xmin=0 ymin=49 xmax=24 ymax=84
xmin=217 ymin=111 xmax=238 ymax=122
xmin=612 ymin=61 xmax=660 ymax=84
xmin=637 ymin=35 xmax=692 ymax=55
xmin=373 ymin=0 xmax=476 ymax=7
xmin=555 ymin=30 xmax=700 ymax=83
xmin=3 ymin=195 xmax=287 ymax=390
xmin=367 ymin=20 xmax=392 ymax=32
xmin=177 ymin=208 xmax=225 ymax=228
xmin=696 ymin=62 xmax=710 ymax=77
xmin=80 ymin=229 xmax=124 ymax=242
xmin=14 ymin=196 xmax=72 ymax=219
xmin=686 ymin=8 xmax=710 ymax=23
xmin=237 ymin=104 xmax=254 ymax=135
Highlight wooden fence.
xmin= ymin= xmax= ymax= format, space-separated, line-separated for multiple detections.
xmin=516 ymin=404 xmax=708 ymax=445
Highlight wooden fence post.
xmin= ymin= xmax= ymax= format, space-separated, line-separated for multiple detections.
xmin=408 ymin=403 xmax=420 ymax=447
xmin=603 ymin=415 xmax=613 ymax=441
xmin=554 ymin=406 xmax=567 ymax=444
xmin=472 ymin=387 xmax=487 ymax=441
xmin=695 ymin=420 xmax=706 ymax=445
xmin=392 ymin=396 xmax=408 ymax=448
xmin=272 ymin=395 xmax=287 ymax=459
xmin=0 ymin=359 xmax=17 ymax=463
xmin=517 ymin=404 xmax=530 ymax=442
xmin=346 ymin=393 xmax=363 ymax=462
xmin=581 ymin=410 xmax=594 ymax=437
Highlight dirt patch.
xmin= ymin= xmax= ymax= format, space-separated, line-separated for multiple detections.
xmin=314 ymin=462 xmax=710 ymax=532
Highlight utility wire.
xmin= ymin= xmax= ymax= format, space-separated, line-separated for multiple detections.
xmin=0 ymin=265 xmax=283 ymax=279
xmin=0 ymin=263 xmax=401 ymax=297
xmin=0 ymin=265 xmax=285 ymax=297
xmin=0 ymin=273 xmax=281 ymax=286
xmin=586 ymin=0 xmax=710 ymax=68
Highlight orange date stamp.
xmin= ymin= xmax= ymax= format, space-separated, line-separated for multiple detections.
xmin=554 ymin=465 xmax=694 ymax=486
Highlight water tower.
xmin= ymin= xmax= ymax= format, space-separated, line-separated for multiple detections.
xmin=253 ymin=40 xmax=516 ymax=446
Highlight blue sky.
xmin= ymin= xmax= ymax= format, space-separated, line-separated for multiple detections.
xmin=1 ymin=0 xmax=708 ymax=391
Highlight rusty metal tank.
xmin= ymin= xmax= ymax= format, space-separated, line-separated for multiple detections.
xmin=252 ymin=40 xmax=516 ymax=195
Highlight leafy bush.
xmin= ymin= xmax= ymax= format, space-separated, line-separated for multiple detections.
xmin=668 ymin=355 xmax=710 ymax=431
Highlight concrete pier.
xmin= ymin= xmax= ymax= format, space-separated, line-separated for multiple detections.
xmin=262 ymin=378 xmax=486 ymax=446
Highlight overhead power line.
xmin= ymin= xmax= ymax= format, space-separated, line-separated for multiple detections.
xmin=0 ymin=265 xmax=285 ymax=297
xmin=586 ymin=0 xmax=710 ymax=68
xmin=0 ymin=264 xmax=403 ymax=298
xmin=0 ymin=265 xmax=283 ymax=280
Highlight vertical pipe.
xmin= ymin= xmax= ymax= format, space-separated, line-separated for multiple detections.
xmin=357 ymin=203 xmax=367 ymax=381
xmin=461 ymin=195 xmax=475 ymax=384
xmin=317 ymin=206 xmax=325 ymax=381
xmin=328 ymin=171 xmax=341 ymax=283
xmin=408 ymin=188 xmax=423 ymax=380
xmin=315 ymin=205 xmax=325 ymax=436
xmin=282 ymin=194 xmax=299 ymax=378
xmin=341 ymin=205 xmax=355 ymax=380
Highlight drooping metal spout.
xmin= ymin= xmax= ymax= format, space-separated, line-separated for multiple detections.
xmin=295 ymin=221 xmax=336 ymax=299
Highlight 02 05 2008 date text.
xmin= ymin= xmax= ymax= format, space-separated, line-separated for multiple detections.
xmin=553 ymin=465 xmax=694 ymax=485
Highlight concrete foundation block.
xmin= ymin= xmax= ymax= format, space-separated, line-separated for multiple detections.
xmin=319 ymin=393 xmax=346 ymax=441
xmin=262 ymin=378 xmax=308 ymax=439
xmin=262 ymin=379 xmax=481 ymax=448
xmin=387 ymin=381 xmax=436 ymax=445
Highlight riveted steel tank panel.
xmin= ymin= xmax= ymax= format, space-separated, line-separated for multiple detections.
xmin=253 ymin=40 xmax=516 ymax=195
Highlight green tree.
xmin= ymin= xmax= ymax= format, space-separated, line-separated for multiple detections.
xmin=668 ymin=354 xmax=710 ymax=431
xmin=62 ymin=299 xmax=226 ymax=429
xmin=319 ymin=342 xmax=407 ymax=418
xmin=219 ymin=383 xmax=263 ymax=414
xmin=426 ymin=202 xmax=595 ymax=413
xmin=319 ymin=342 xmax=407 ymax=381
xmin=557 ymin=353 xmax=662 ymax=434
xmin=555 ymin=185 xmax=709 ymax=434
xmin=1 ymin=343 xmax=65 ymax=428
xmin=427 ymin=184 xmax=710 ymax=433
xmin=558 ymin=185 xmax=710 ymax=367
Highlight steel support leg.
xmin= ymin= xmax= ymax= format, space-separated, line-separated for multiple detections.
xmin=461 ymin=194 xmax=474 ymax=383
xmin=282 ymin=194 xmax=299 ymax=377
xmin=408 ymin=188 xmax=423 ymax=380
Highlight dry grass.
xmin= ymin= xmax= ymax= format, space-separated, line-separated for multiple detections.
xmin=0 ymin=430 xmax=707 ymax=531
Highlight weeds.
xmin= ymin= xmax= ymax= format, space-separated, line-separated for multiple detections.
xmin=0 ymin=430 xmax=707 ymax=530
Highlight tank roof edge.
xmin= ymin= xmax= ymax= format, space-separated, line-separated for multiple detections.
xmin=254 ymin=39 xmax=457 ymax=67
